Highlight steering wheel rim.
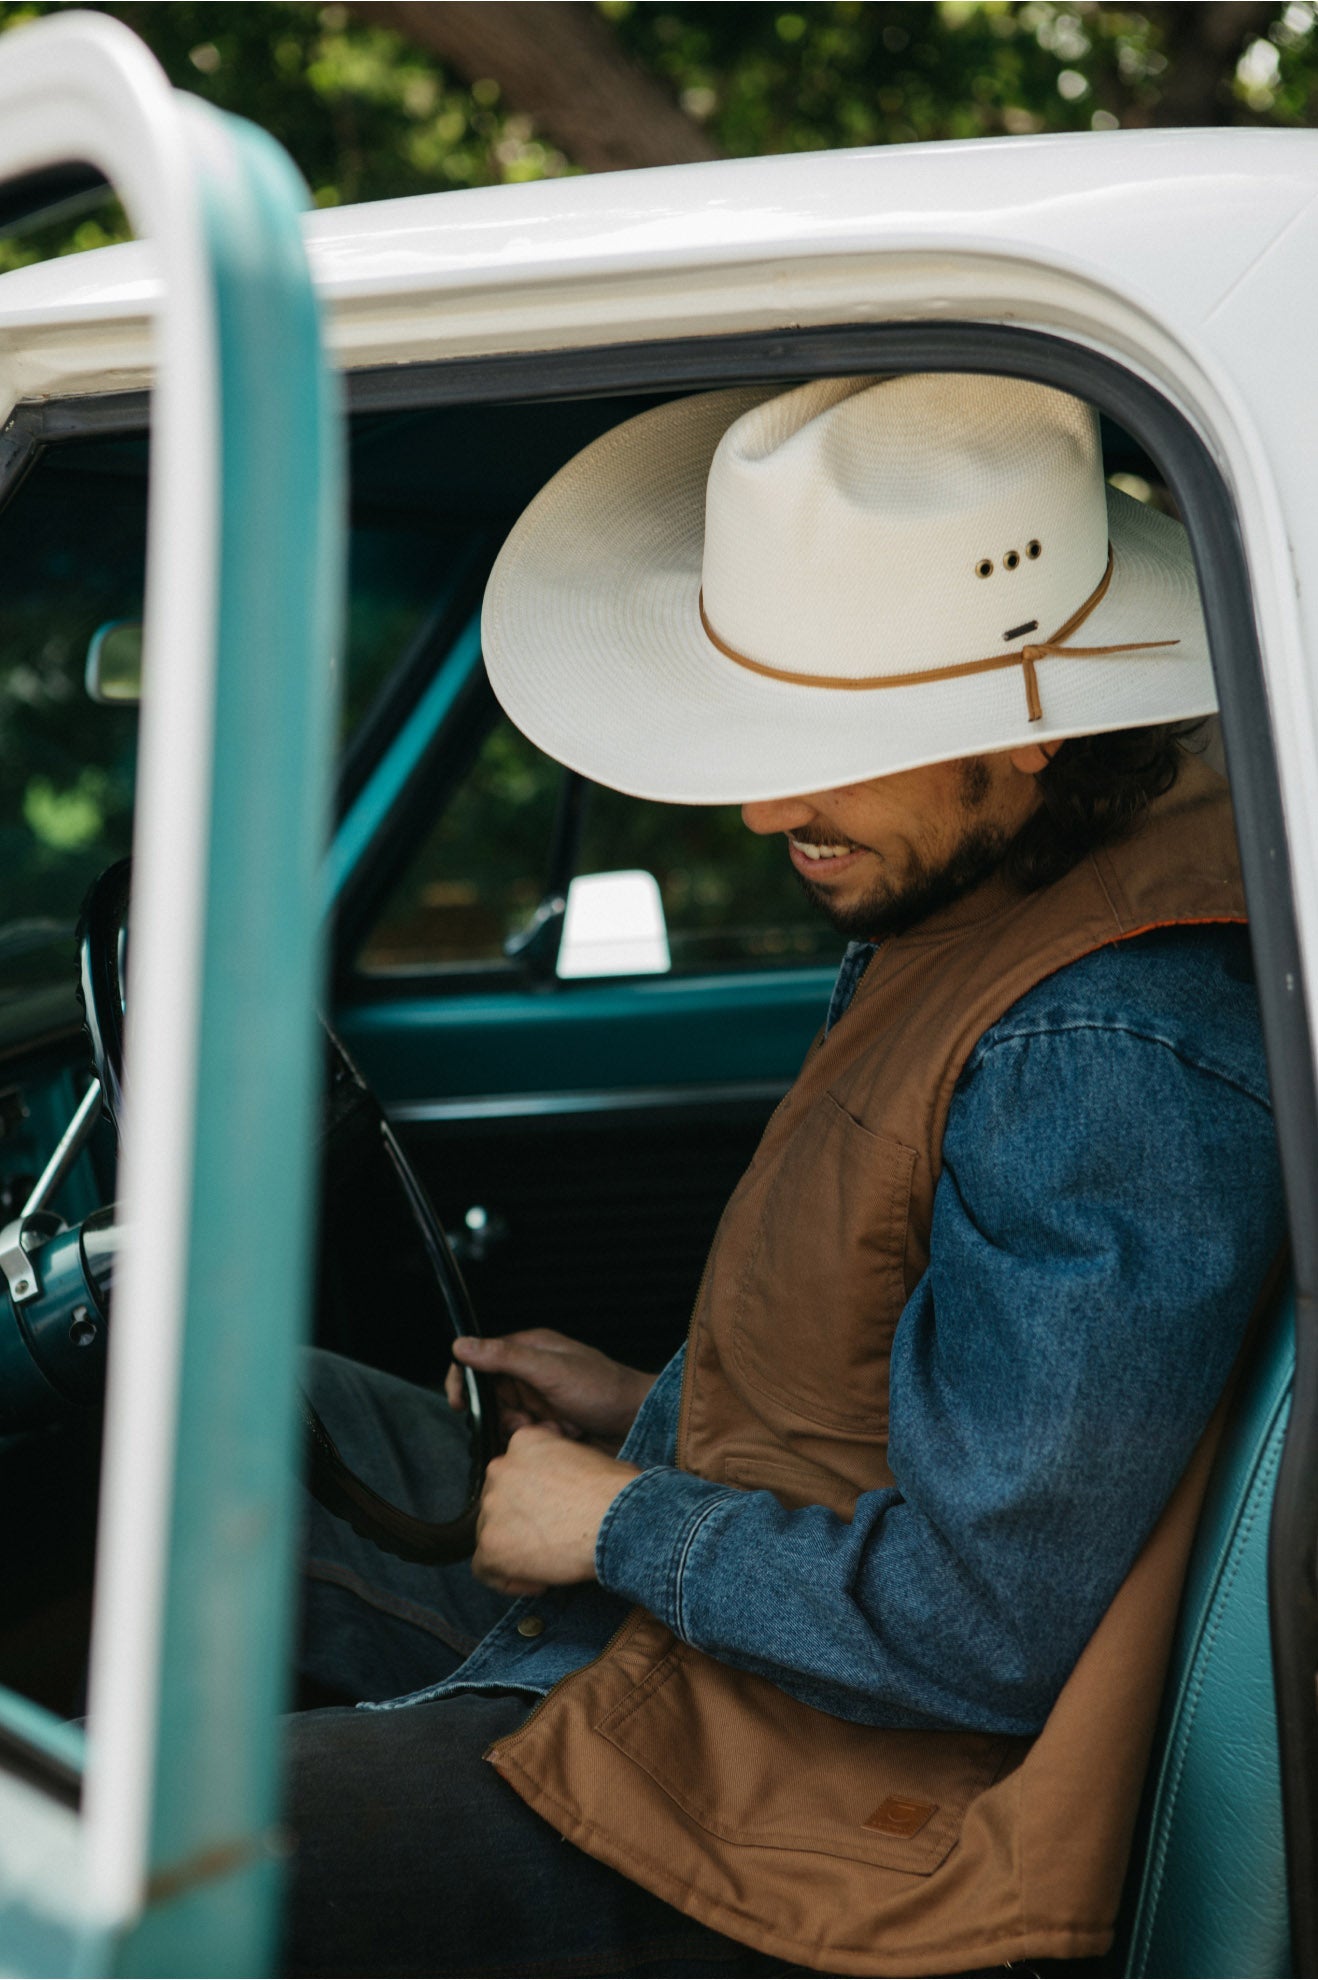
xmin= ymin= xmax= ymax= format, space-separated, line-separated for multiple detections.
xmin=76 ymin=855 xmax=130 ymax=1135
xmin=76 ymin=857 xmax=497 ymax=1564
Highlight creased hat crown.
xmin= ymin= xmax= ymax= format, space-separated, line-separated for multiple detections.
xmin=701 ymin=373 xmax=1109 ymax=681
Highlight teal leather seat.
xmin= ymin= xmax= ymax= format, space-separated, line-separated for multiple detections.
xmin=1119 ymin=1283 xmax=1294 ymax=1977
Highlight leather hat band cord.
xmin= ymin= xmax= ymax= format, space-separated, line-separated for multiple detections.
xmin=698 ymin=545 xmax=1181 ymax=725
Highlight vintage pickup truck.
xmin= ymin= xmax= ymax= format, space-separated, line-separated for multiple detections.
xmin=0 ymin=11 xmax=1313 ymax=1975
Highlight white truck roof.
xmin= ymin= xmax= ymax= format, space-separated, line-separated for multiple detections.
xmin=0 ymin=126 xmax=1313 ymax=406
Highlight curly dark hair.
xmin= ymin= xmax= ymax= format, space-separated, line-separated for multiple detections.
xmin=1003 ymin=720 xmax=1208 ymax=892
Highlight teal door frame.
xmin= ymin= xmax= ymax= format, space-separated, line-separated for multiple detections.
xmin=0 ymin=15 xmax=341 ymax=1976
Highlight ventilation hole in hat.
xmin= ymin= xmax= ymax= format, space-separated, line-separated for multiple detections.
xmin=975 ymin=558 xmax=993 ymax=579
xmin=1004 ymin=549 xmax=1021 ymax=571
xmin=1027 ymin=540 xmax=1042 ymax=559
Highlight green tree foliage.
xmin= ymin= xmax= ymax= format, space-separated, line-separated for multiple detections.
xmin=0 ymin=1 xmax=1313 ymax=277
xmin=606 ymin=2 xmax=1318 ymax=149
xmin=0 ymin=0 xmax=571 ymax=274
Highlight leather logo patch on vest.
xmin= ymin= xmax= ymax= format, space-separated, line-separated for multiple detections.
xmin=863 ymin=1794 xmax=937 ymax=1837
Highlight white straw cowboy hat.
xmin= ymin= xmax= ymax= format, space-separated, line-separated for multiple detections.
xmin=481 ymin=373 xmax=1216 ymax=805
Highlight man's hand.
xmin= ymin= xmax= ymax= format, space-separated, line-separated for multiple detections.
xmin=471 ymin=1423 xmax=640 ymax=1595
xmin=446 ymin=1328 xmax=654 ymax=1451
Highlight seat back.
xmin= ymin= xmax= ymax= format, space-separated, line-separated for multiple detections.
xmin=1120 ymin=1283 xmax=1294 ymax=1977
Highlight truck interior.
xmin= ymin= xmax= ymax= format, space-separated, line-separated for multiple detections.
xmin=0 ymin=330 xmax=1310 ymax=1975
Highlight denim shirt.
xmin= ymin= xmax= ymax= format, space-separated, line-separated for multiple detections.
xmin=378 ymin=923 xmax=1284 ymax=1736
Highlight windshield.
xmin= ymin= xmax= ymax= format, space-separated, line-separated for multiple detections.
xmin=0 ymin=419 xmax=473 ymax=1036
xmin=0 ymin=433 xmax=140 ymax=1027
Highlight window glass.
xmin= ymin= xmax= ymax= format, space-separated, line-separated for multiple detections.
xmin=340 ymin=519 xmax=459 ymax=739
xmin=0 ymin=428 xmax=470 ymax=1018
xmin=361 ymin=716 xmax=561 ymax=972
xmin=576 ymin=782 xmax=838 ymax=971
xmin=359 ymin=709 xmax=839 ymax=978
xmin=0 ymin=437 xmax=143 ymax=1013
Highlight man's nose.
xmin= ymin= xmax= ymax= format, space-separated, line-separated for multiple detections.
xmin=741 ymin=796 xmax=816 ymax=837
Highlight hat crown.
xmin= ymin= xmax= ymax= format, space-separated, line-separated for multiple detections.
xmin=701 ymin=374 xmax=1109 ymax=679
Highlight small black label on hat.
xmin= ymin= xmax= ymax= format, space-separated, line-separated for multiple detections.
xmin=1004 ymin=619 xmax=1038 ymax=641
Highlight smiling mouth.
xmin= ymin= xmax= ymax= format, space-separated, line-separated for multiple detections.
xmin=787 ymin=834 xmax=865 ymax=863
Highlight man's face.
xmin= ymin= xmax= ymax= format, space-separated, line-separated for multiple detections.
xmin=741 ymin=748 xmax=1049 ymax=942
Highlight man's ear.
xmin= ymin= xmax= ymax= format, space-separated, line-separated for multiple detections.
xmin=1008 ymin=742 xmax=1062 ymax=777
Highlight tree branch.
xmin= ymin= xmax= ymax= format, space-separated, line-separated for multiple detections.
xmin=1145 ymin=2 xmax=1279 ymax=125
xmin=365 ymin=2 xmax=721 ymax=172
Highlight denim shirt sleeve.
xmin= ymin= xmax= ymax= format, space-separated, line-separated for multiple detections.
xmin=596 ymin=970 xmax=1284 ymax=1736
xmin=617 ymin=1344 xmax=685 ymax=1468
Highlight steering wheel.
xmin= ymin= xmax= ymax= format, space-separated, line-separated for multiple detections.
xmin=77 ymin=858 xmax=498 ymax=1563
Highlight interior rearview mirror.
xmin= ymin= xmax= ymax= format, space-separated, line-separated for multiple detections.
xmin=555 ymin=869 xmax=671 ymax=979
xmin=85 ymin=618 xmax=143 ymax=704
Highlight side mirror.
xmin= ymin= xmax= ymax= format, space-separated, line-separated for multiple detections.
xmin=85 ymin=618 xmax=143 ymax=704
xmin=555 ymin=869 xmax=671 ymax=980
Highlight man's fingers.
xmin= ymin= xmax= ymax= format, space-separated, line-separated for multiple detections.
xmin=444 ymin=1360 xmax=467 ymax=1411
xmin=452 ymin=1330 xmax=644 ymax=1449
xmin=508 ymin=1375 xmax=543 ymax=1417
xmin=452 ymin=1334 xmax=508 ymax=1368
xmin=453 ymin=1335 xmax=542 ymax=1390
xmin=454 ymin=1331 xmax=574 ymax=1380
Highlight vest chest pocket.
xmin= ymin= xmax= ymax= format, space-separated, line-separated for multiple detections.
xmin=597 ymin=1642 xmax=1015 ymax=1877
xmin=730 ymin=1093 xmax=917 ymax=1436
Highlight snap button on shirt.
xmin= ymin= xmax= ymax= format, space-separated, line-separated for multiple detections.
xmin=517 ymin=1613 xmax=546 ymax=1639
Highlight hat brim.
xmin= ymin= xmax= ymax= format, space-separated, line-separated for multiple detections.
xmin=481 ymin=386 xmax=1217 ymax=806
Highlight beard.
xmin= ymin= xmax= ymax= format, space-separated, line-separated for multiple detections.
xmin=793 ymin=758 xmax=1019 ymax=942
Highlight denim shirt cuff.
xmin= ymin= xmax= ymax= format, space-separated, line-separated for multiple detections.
xmin=596 ymin=1465 xmax=740 ymax=1640
xmin=616 ymin=1346 xmax=686 ymax=1469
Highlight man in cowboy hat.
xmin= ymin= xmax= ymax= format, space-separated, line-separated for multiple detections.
xmin=285 ymin=374 xmax=1283 ymax=1978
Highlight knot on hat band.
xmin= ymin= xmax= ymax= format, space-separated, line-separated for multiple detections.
xmin=698 ymin=545 xmax=1180 ymax=726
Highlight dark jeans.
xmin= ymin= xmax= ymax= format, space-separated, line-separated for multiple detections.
xmin=283 ymin=1352 xmax=808 ymax=1978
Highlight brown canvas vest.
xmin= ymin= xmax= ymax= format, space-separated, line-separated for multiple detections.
xmin=489 ymin=758 xmax=1249 ymax=1976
